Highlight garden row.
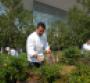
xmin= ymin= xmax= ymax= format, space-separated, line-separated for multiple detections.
xmin=0 ymin=46 xmax=90 ymax=83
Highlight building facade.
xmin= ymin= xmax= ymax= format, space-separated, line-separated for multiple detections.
xmin=23 ymin=0 xmax=77 ymax=26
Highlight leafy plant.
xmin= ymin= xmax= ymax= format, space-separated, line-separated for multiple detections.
xmin=0 ymin=53 xmax=28 ymax=83
xmin=40 ymin=64 xmax=62 ymax=83
xmin=62 ymin=46 xmax=82 ymax=65
xmin=68 ymin=64 xmax=90 ymax=83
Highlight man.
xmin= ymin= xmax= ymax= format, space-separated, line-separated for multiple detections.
xmin=26 ymin=22 xmax=51 ymax=67
xmin=5 ymin=47 xmax=10 ymax=54
xmin=9 ymin=48 xmax=18 ymax=57
xmin=83 ymin=39 xmax=90 ymax=51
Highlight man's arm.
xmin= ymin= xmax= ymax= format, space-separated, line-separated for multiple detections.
xmin=44 ymin=41 xmax=51 ymax=54
xmin=26 ymin=37 xmax=37 ymax=58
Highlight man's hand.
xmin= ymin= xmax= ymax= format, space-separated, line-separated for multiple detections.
xmin=36 ymin=56 xmax=44 ymax=62
xmin=46 ymin=48 xmax=51 ymax=54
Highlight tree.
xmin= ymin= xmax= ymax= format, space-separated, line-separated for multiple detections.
xmin=47 ymin=0 xmax=90 ymax=49
xmin=0 ymin=0 xmax=34 ymax=50
xmin=48 ymin=21 xmax=69 ymax=50
xmin=68 ymin=0 xmax=90 ymax=47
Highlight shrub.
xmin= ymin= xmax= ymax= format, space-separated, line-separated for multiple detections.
xmin=0 ymin=53 xmax=28 ymax=83
xmin=68 ymin=64 xmax=90 ymax=83
xmin=82 ymin=50 xmax=90 ymax=58
xmin=40 ymin=64 xmax=62 ymax=83
xmin=62 ymin=46 xmax=82 ymax=65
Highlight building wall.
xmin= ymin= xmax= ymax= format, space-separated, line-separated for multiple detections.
xmin=22 ymin=0 xmax=77 ymax=11
xmin=34 ymin=1 xmax=67 ymax=17
xmin=36 ymin=0 xmax=77 ymax=11
xmin=22 ymin=0 xmax=33 ymax=10
xmin=22 ymin=0 xmax=77 ymax=26
xmin=33 ymin=1 xmax=67 ymax=25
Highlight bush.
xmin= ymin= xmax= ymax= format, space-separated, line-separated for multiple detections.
xmin=40 ymin=64 xmax=62 ymax=83
xmin=68 ymin=64 xmax=90 ymax=83
xmin=0 ymin=53 xmax=28 ymax=83
xmin=62 ymin=46 xmax=82 ymax=65
xmin=82 ymin=50 xmax=90 ymax=58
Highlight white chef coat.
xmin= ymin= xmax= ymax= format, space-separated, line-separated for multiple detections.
xmin=26 ymin=32 xmax=49 ymax=62
xmin=9 ymin=49 xmax=18 ymax=57
xmin=83 ymin=43 xmax=90 ymax=51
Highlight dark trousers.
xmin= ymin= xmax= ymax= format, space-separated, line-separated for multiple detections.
xmin=28 ymin=61 xmax=44 ymax=68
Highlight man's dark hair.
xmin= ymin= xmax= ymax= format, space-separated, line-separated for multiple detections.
xmin=37 ymin=22 xmax=46 ymax=29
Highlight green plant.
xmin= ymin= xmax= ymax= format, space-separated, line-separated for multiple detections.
xmin=82 ymin=50 xmax=90 ymax=57
xmin=40 ymin=64 xmax=62 ymax=83
xmin=62 ymin=46 xmax=82 ymax=65
xmin=68 ymin=64 xmax=90 ymax=83
xmin=0 ymin=53 xmax=28 ymax=83
xmin=0 ymin=0 xmax=33 ymax=48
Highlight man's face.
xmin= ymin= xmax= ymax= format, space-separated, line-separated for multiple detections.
xmin=87 ymin=40 xmax=90 ymax=44
xmin=36 ymin=26 xmax=45 ymax=36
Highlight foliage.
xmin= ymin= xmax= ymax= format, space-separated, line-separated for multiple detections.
xmin=62 ymin=46 xmax=82 ymax=65
xmin=68 ymin=64 xmax=90 ymax=83
xmin=0 ymin=53 xmax=62 ymax=83
xmin=0 ymin=0 xmax=34 ymax=48
xmin=68 ymin=7 xmax=90 ymax=47
xmin=48 ymin=0 xmax=90 ymax=50
xmin=81 ymin=50 xmax=90 ymax=58
xmin=0 ymin=53 xmax=28 ymax=83
xmin=62 ymin=46 xmax=81 ymax=58
xmin=40 ymin=64 xmax=62 ymax=83
xmin=0 ymin=53 xmax=90 ymax=83
xmin=48 ymin=22 xmax=69 ymax=50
